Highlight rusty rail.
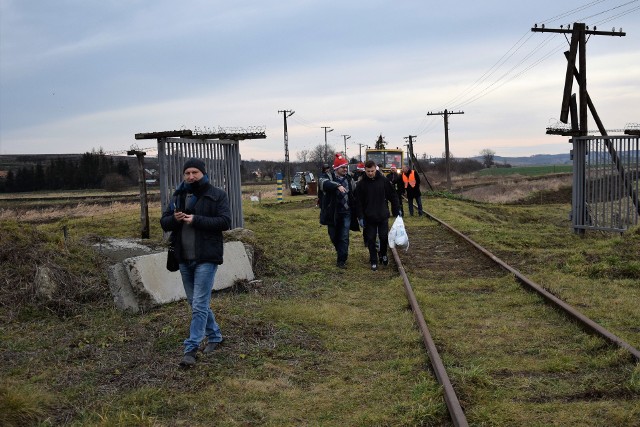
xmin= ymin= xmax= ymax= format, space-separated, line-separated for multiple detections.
xmin=390 ymin=247 xmax=469 ymax=427
xmin=421 ymin=210 xmax=640 ymax=362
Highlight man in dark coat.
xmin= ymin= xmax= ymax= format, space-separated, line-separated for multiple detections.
xmin=319 ymin=153 xmax=361 ymax=269
xmin=160 ymin=158 xmax=232 ymax=367
xmin=355 ymin=160 xmax=401 ymax=271
xmin=386 ymin=164 xmax=405 ymax=217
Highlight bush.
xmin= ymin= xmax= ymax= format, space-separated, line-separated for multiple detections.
xmin=102 ymin=173 xmax=128 ymax=192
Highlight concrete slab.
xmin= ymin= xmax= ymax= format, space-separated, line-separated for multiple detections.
xmin=109 ymin=241 xmax=255 ymax=312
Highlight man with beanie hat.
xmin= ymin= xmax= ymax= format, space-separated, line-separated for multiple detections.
xmin=355 ymin=160 xmax=401 ymax=271
xmin=160 ymin=157 xmax=232 ymax=367
xmin=318 ymin=153 xmax=361 ymax=269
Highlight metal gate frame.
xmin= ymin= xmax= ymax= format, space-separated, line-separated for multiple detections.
xmin=157 ymin=137 xmax=243 ymax=229
xmin=571 ymin=135 xmax=639 ymax=233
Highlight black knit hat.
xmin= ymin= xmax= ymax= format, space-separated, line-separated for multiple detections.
xmin=183 ymin=158 xmax=207 ymax=175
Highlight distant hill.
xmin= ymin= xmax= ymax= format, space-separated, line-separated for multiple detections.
xmin=470 ymin=153 xmax=571 ymax=167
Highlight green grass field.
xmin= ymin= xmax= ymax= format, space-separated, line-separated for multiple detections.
xmin=477 ymin=165 xmax=572 ymax=176
xmin=1 ymin=188 xmax=638 ymax=426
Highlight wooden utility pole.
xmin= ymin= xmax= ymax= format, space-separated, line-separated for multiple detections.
xmin=427 ymin=109 xmax=464 ymax=190
xmin=531 ymin=23 xmax=625 ymax=135
xmin=278 ymin=109 xmax=295 ymax=188
xmin=532 ymin=23 xmax=637 ymax=232
xmin=127 ymin=149 xmax=150 ymax=239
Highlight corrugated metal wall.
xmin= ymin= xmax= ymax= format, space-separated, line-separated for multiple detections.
xmin=157 ymin=137 xmax=243 ymax=229
xmin=572 ymin=135 xmax=639 ymax=233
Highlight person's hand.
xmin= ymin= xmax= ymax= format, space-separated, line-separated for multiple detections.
xmin=174 ymin=211 xmax=187 ymax=221
xmin=358 ymin=218 xmax=364 ymax=228
xmin=337 ymin=185 xmax=347 ymax=193
xmin=182 ymin=214 xmax=194 ymax=224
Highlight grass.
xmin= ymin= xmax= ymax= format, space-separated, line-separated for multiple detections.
xmin=476 ymin=165 xmax=573 ymax=176
xmin=1 ymin=188 xmax=639 ymax=425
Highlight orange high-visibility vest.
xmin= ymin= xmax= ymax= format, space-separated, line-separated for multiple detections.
xmin=402 ymin=170 xmax=416 ymax=188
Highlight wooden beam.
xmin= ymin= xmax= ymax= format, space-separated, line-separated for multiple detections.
xmin=135 ymin=130 xmax=193 ymax=140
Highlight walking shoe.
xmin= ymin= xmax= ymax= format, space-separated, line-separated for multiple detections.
xmin=203 ymin=339 xmax=223 ymax=354
xmin=179 ymin=350 xmax=197 ymax=367
xmin=336 ymin=261 xmax=346 ymax=269
xmin=381 ymin=255 xmax=389 ymax=266
xmin=371 ymin=263 xmax=378 ymax=271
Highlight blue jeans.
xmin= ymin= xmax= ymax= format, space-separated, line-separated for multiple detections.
xmin=327 ymin=212 xmax=351 ymax=264
xmin=178 ymin=261 xmax=223 ymax=353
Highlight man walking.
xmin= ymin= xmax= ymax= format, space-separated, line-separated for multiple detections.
xmin=386 ymin=164 xmax=405 ymax=217
xmin=160 ymin=158 xmax=232 ymax=367
xmin=402 ymin=164 xmax=424 ymax=216
xmin=356 ymin=160 xmax=401 ymax=271
xmin=319 ymin=153 xmax=361 ymax=269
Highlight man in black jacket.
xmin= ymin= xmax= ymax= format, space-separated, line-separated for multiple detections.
xmin=355 ymin=160 xmax=401 ymax=271
xmin=319 ymin=153 xmax=361 ymax=269
xmin=386 ymin=164 xmax=405 ymax=217
xmin=160 ymin=158 xmax=232 ymax=367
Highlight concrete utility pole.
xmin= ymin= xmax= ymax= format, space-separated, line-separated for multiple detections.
xmin=321 ymin=126 xmax=333 ymax=163
xmin=278 ymin=109 xmax=295 ymax=188
xmin=427 ymin=109 xmax=464 ymax=190
xmin=355 ymin=142 xmax=367 ymax=161
xmin=341 ymin=134 xmax=351 ymax=159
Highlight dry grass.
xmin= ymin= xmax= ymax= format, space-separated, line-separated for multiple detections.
xmin=0 ymin=201 xmax=141 ymax=223
xmin=459 ymin=176 xmax=572 ymax=203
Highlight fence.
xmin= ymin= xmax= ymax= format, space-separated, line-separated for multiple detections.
xmin=157 ymin=137 xmax=243 ymax=229
xmin=571 ymin=135 xmax=639 ymax=233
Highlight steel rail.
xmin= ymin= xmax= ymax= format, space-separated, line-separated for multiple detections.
xmin=390 ymin=247 xmax=469 ymax=427
xmin=421 ymin=210 xmax=640 ymax=362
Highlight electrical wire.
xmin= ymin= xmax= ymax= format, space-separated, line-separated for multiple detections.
xmin=415 ymin=0 xmax=639 ymax=135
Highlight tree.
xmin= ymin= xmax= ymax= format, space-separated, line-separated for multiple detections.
xmin=296 ymin=149 xmax=309 ymax=163
xmin=480 ymin=149 xmax=495 ymax=168
xmin=309 ymin=143 xmax=336 ymax=167
xmin=374 ymin=134 xmax=387 ymax=149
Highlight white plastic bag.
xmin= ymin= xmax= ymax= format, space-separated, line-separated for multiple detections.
xmin=388 ymin=215 xmax=409 ymax=251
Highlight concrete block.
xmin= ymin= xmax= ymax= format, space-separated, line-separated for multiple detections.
xmin=108 ymin=241 xmax=254 ymax=311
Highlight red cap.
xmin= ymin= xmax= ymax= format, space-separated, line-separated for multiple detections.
xmin=333 ymin=153 xmax=348 ymax=169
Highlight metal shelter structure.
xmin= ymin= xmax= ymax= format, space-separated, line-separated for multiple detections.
xmin=135 ymin=128 xmax=266 ymax=230
xmin=571 ymin=134 xmax=640 ymax=233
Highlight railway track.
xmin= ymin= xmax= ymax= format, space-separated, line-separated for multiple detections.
xmin=392 ymin=210 xmax=640 ymax=426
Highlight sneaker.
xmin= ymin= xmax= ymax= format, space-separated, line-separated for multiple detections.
xmin=371 ymin=263 xmax=378 ymax=271
xmin=336 ymin=261 xmax=346 ymax=269
xmin=179 ymin=350 xmax=197 ymax=367
xmin=381 ymin=255 xmax=389 ymax=266
xmin=203 ymin=339 xmax=223 ymax=354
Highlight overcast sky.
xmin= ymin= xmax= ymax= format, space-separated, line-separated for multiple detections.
xmin=1 ymin=0 xmax=638 ymax=161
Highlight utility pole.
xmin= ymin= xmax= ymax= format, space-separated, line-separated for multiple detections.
xmin=321 ymin=126 xmax=333 ymax=164
xmin=341 ymin=134 xmax=351 ymax=159
xmin=355 ymin=142 xmax=367 ymax=161
xmin=427 ymin=109 xmax=464 ymax=190
xmin=404 ymin=135 xmax=417 ymax=167
xmin=531 ymin=23 xmax=624 ymax=135
xmin=532 ymin=23 xmax=635 ymax=234
xmin=278 ymin=109 xmax=295 ymax=189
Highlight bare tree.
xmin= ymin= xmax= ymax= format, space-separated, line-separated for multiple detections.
xmin=480 ymin=148 xmax=495 ymax=168
xmin=296 ymin=149 xmax=309 ymax=163
xmin=310 ymin=143 xmax=337 ymax=166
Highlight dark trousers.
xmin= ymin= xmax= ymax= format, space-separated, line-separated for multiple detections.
xmin=407 ymin=194 xmax=423 ymax=216
xmin=327 ymin=212 xmax=351 ymax=264
xmin=364 ymin=219 xmax=389 ymax=264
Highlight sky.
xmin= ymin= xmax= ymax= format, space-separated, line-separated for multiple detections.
xmin=1 ymin=0 xmax=638 ymax=161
